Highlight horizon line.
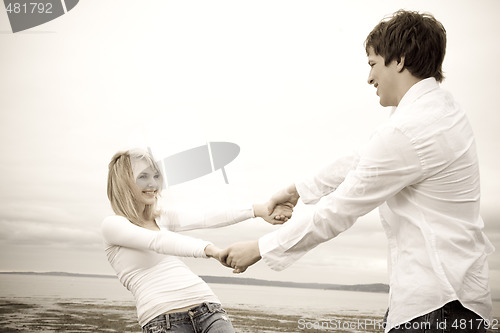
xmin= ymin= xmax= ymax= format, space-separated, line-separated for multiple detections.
xmin=0 ymin=270 xmax=390 ymax=291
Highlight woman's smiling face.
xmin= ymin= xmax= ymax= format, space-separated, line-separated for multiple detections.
xmin=132 ymin=159 xmax=162 ymax=205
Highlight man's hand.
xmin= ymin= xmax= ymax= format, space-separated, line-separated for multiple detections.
xmin=267 ymin=184 xmax=300 ymax=221
xmin=253 ymin=202 xmax=293 ymax=225
xmin=220 ymin=240 xmax=261 ymax=273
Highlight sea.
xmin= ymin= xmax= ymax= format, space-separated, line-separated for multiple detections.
xmin=0 ymin=273 xmax=498 ymax=322
xmin=0 ymin=273 xmax=387 ymax=316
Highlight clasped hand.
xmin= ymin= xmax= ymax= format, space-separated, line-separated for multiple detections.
xmin=207 ymin=203 xmax=293 ymax=272
xmin=253 ymin=202 xmax=294 ymax=225
xmin=208 ymin=186 xmax=300 ymax=273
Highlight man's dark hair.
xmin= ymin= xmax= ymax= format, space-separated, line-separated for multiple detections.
xmin=365 ymin=10 xmax=447 ymax=82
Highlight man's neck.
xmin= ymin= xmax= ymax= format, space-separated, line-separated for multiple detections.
xmin=395 ymin=74 xmax=423 ymax=106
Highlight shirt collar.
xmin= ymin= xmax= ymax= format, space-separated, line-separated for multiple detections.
xmin=393 ymin=77 xmax=440 ymax=113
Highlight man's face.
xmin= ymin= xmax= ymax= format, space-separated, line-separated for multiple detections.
xmin=366 ymin=47 xmax=401 ymax=107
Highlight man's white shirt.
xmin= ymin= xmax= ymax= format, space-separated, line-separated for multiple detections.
xmin=259 ymin=78 xmax=494 ymax=332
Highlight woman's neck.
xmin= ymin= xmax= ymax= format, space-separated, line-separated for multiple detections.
xmin=141 ymin=219 xmax=159 ymax=231
xmin=135 ymin=202 xmax=158 ymax=229
xmin=137 ymin=202 xmax=146 ymax=216
xmin=135 ymin=202 xmax=149 ymax=221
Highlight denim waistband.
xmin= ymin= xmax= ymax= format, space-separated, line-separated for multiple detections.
xmin=143 ymin=302 xmax=223 ymax=329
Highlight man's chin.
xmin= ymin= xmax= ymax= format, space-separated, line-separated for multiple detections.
xmin=379 ymin=99 xmax=393 ymax=108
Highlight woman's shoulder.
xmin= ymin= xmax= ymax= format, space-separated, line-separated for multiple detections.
xmin=102 ymin=215 xmax=131 ymax=228
xmin=155 ymin=207 xmax=175 ymax=226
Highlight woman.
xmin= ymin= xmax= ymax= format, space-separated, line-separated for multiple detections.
xmin=102 ymin=149 xmax=291 ymax=333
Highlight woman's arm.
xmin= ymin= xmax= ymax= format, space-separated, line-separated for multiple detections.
xmin=102 ymin=215 xmax=211 ymax=258
xmin=161 ymin=203 xmax=292 ymax=231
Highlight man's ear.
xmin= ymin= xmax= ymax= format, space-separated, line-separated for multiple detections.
xmin=396 ymin=56 xmax=405 ymax=73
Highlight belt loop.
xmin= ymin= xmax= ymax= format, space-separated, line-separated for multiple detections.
xmin=205 ymin=302 xmax=216 ymax=313
xmin=165 ymin=314 xmax=171 ymax=329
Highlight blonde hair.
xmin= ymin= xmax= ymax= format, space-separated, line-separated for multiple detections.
xmin=107 ymin=149 xmax=163 ymax=225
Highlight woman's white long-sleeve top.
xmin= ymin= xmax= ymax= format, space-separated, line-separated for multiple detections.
xmin=101 ymin=205 xmax=254 ymax=327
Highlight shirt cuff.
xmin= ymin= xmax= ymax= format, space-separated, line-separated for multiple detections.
xmin=258 ymin=230 xmax=295 ymax=271
xmin=201 ymin=241 xmax=214 ymax=258
xmin=249 ymin=205 xmax=256 ymax=218
xmin=259 ymin=232 xmax=281 ymax=270
xmin=229 ymin=205 xmax=255 ymax=224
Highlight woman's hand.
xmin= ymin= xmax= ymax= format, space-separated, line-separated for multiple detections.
xmin=253 ymin=202 xmax=293 ymax=225
xmin=205 ymin=244 xmax=231 ymax=267
xmin=267 ymin=184 xmax=300 ymax=216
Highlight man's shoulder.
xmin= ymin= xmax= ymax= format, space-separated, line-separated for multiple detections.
xmin=392 ymin=89 xmax=460 ymax=134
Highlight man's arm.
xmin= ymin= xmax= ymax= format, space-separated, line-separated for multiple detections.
xmin=260 ymin=126 xmax=424 ymax=271
xmin=223 ymin=125 xmax=424 ymax=272
xmin=268 ymin=153 xmax=360 ymax=220
xmin=296 ymin=152 xmax=360 ymax=204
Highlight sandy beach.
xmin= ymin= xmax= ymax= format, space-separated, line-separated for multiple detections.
xmin=1 ymin=297 xmax=498 ymax=333
xmin=0 ymin=297 xmax=386 ymax=333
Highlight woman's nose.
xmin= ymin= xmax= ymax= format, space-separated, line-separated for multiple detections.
xmin=153 ymin=176 xmax=163 ymax=188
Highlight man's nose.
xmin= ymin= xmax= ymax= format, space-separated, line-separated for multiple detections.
xmin=367 ymin=73 xmax=374 ymax=85
xmin=367 ymin=68 xmax=375 ymax=85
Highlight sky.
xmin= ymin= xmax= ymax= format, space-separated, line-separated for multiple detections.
xmin=0 ymin=0 xmax=499 ymax=299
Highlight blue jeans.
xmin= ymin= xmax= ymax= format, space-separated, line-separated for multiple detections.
xmin=386 ymin=300 xmax=487 ymax=332
xmin=142 ymin=303 xmax=234 ymax=333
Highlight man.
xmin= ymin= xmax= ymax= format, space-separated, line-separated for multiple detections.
xmin=222 ymin=10 xmax=494 ymax=333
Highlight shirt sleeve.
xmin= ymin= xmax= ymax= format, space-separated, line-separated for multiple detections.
xmin=101 ymin=215 xmax=211 ymax=258
xmin=296 ymin=152 xmax=360 ymax=204
xmin=259 ymin=125 xmax=425 ymax=271
xmin=158 ymin=205 xmax=255 ymax=232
